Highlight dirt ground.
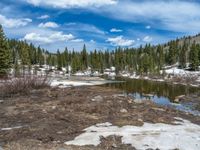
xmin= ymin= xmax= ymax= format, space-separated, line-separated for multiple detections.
xmin=0 ymin=86 xmax=200 ymax=150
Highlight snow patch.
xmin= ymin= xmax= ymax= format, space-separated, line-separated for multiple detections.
xmin=50 ymin=80 xmax=110 ymax=88
xmin=65 ymin=118 xmax=200 ymax=150
xmin=165 ymin=67 xmax=200 ymax=76
xmin=1 ymin=126 xmax=23 ymax=131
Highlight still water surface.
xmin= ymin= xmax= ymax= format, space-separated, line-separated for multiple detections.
xmin=103 ymin=77 xmax=200 ymax=115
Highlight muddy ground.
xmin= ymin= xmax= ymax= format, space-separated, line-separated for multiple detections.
xmin=0 ymin=86 xmax=200 ymax=150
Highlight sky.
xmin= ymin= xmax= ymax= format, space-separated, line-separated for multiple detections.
xmin=0 ymin=0 xmax=200 ymax=52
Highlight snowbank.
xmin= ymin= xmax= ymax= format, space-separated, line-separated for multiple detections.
xmin=50 ymin=80 xmax=110 ymax=88
xmin=165 ymin=67 xmax=200 ymax=76
xmin=65 ymin=118 xmax=200 ymax=150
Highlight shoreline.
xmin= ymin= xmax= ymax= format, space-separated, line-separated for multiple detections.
xmin=118 ymin=74 xmax=200 ymax=87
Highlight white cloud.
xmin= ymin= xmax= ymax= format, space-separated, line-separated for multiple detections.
xmin=64 ymin=23 xmax=105 ymax=35
xmin=38 ymin=22 xmax=59 ymax=28
xmin=25 ymin=0 xmax=117 ymax=8
xmin=71 ymin=39 xmax=84 ymax=42
xmin=90 ymin=39 xmax=95 ymax=43
xmin=143 ymin=36 xmax=153 ymax=43
xmin=37 ymin=15 xmax=50 ymax=19
xmin=23 ymin=31 xmax=74 ymax=43
xmin=94 ymin=1 xmax=200 ymax=34
xmin=107 ymin=36 xmax=134 ymax=47
xmin=110 ymin=28 xmax=122 ymax=32
xmin=0 ymin=14 xmax=32 ymax=28
xmin=146 ymin=25 xmax=151 ymax=29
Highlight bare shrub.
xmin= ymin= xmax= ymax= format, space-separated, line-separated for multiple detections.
xmin=0 ymin=75 xmax=50 ymax=98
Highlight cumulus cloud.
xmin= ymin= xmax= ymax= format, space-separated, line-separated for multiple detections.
xmin=71 ymin=39 xmax=84 ymax=42
xmin=146 ymin=25 xmax=151 ymax=29
xmin=143 ymin=36 xmax=153 ymax=42
xmin=0 ymin=14 xmax=32 ymax=28
xmin=38 ymin=22 xmax=59 ymax=28
xmin=94 ymin=0 xmax=200 ymax=33
xmin=90 ymin=39 xmax=95 ymax=43
xmin=107 ymin=36 xmax=134 ymax=47
xmin=25 ymin=0 xmax=117 ymax=8
xmin=23 ymin=31 xmax=74 ymax=43
xmin=37 ymin=15 xmax=50 ymax=19
xmin=110 ymin=28 xmax=123 ymax=32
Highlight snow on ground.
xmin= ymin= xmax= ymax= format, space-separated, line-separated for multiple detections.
xmin=50 ymin=79 xmax=111 ymax=88
xmin=65 ymin=118 xmax=200 ymax=150
xmin=1 ymin=126 xmax=23 ymax=131
xmin=165 ymin=67 xmax=200 ymax=76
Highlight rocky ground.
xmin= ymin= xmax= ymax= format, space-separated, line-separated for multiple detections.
xmin=0 ymin=86 xmax=200 ymax=150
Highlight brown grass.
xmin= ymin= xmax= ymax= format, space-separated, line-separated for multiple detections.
xmin=0 ymin=75 xmax=50 ymax=98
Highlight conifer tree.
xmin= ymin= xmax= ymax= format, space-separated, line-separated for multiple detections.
xmin=21 ymin=43 xmax=31 ymax=75
xmin=179 ymin=40 xmax=187 ymax=69
xmin=197 ymin=44 xmax=200 ymax=63
xmin=63 ymin=47 xmax=69 ymax=68
xmin=189 ymin=41 xmax=199 ymax=71
xmin=81 ymin=44 xmax=88 ymax=70
xmin=0 ymin=25 xmax=11 ymax=77
xmin=57 ymin=49 xmax=62 ymax=70
xmin=157 ymin=45 xmax=164 ymax=70
xmin=168 ymin=41 xmax=177 ymax=65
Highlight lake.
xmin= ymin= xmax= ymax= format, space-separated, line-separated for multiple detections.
xmin=103 ymin=77 xmax=200 ymax=115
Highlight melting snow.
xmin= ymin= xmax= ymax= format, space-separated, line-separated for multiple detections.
xmin=65 ymin=118 xmax=200 ymax=150
xmin=165 ymin=67 xmax=200 ymax=76
xmin=1 ymin=126 xmax=23 ymax=131
xmin=50 ymin=80 xmax=109 ymax=88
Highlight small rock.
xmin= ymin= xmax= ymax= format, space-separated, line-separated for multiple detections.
xmin=91 ymin=95 xmax=103 ymax=102
xmin=133 ymin=99 xmax=143 ymax=104
xmin=52 ymin=106 xmax=56 ymax=109
xmin=174 ymin=95 xmax=185 ymax=103
xmin=138 ymin=118 xmax=143 ymax=122
xmin=128 ymin=99 xmax=132 ymax=104
xmin=0 ymin=100 xmax=3 ymax=103
xmin=120 ymin=108 xmax=128 ymax=113
xmin=57 ymin=131 xmax=63 ymax=134
xmin=174 ymin=98 xmax=179 ymax=103
xmin=113 ymin=94 xmax=127 ymax=98
xmin=112 ymin=143 xmax=117 ymax=148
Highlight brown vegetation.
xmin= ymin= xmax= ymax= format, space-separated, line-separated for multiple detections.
xmin=0 ymin=86 xmax=199 ymax=149
xmin=0 ymin=76 xmax=50 ymax=98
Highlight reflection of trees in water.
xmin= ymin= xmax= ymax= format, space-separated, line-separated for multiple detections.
xmin=104 ymin=77 xmax=199 ymax=102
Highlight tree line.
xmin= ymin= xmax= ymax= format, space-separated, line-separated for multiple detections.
xmin=0 ymin=25 xmax=200 ymax=77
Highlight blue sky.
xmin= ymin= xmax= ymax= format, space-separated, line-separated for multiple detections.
xmin=0 ymin=0 xmax=200 ymax=52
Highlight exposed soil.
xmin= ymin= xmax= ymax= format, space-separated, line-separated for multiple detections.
xmin=0 ymin=86 xmax=199 ymax=150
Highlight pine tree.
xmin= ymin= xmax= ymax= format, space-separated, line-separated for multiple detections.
xmin=179 ymin=40 xmax=187 ymax=69
xmin=21 ymin=43 xmax=31 ymax=75
xmin=189 ymin=41 xmax=199 ymax=71
xmin=168 ymin=41 xmax=177 ymax=65
xmin=197 ymin=44 xmax=200 ymax=64
xmin=63 ymin=47 xmax=69 ymax=68
xmin=57 ymin=49 xmax=62 ymax=70
xmin=81 ymin=44 xmax=88 ymax=71
xmin=0 ymin=25 xmax=11 ymax=77
xmin=157 ymin=45 xmax=164 ymax=70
